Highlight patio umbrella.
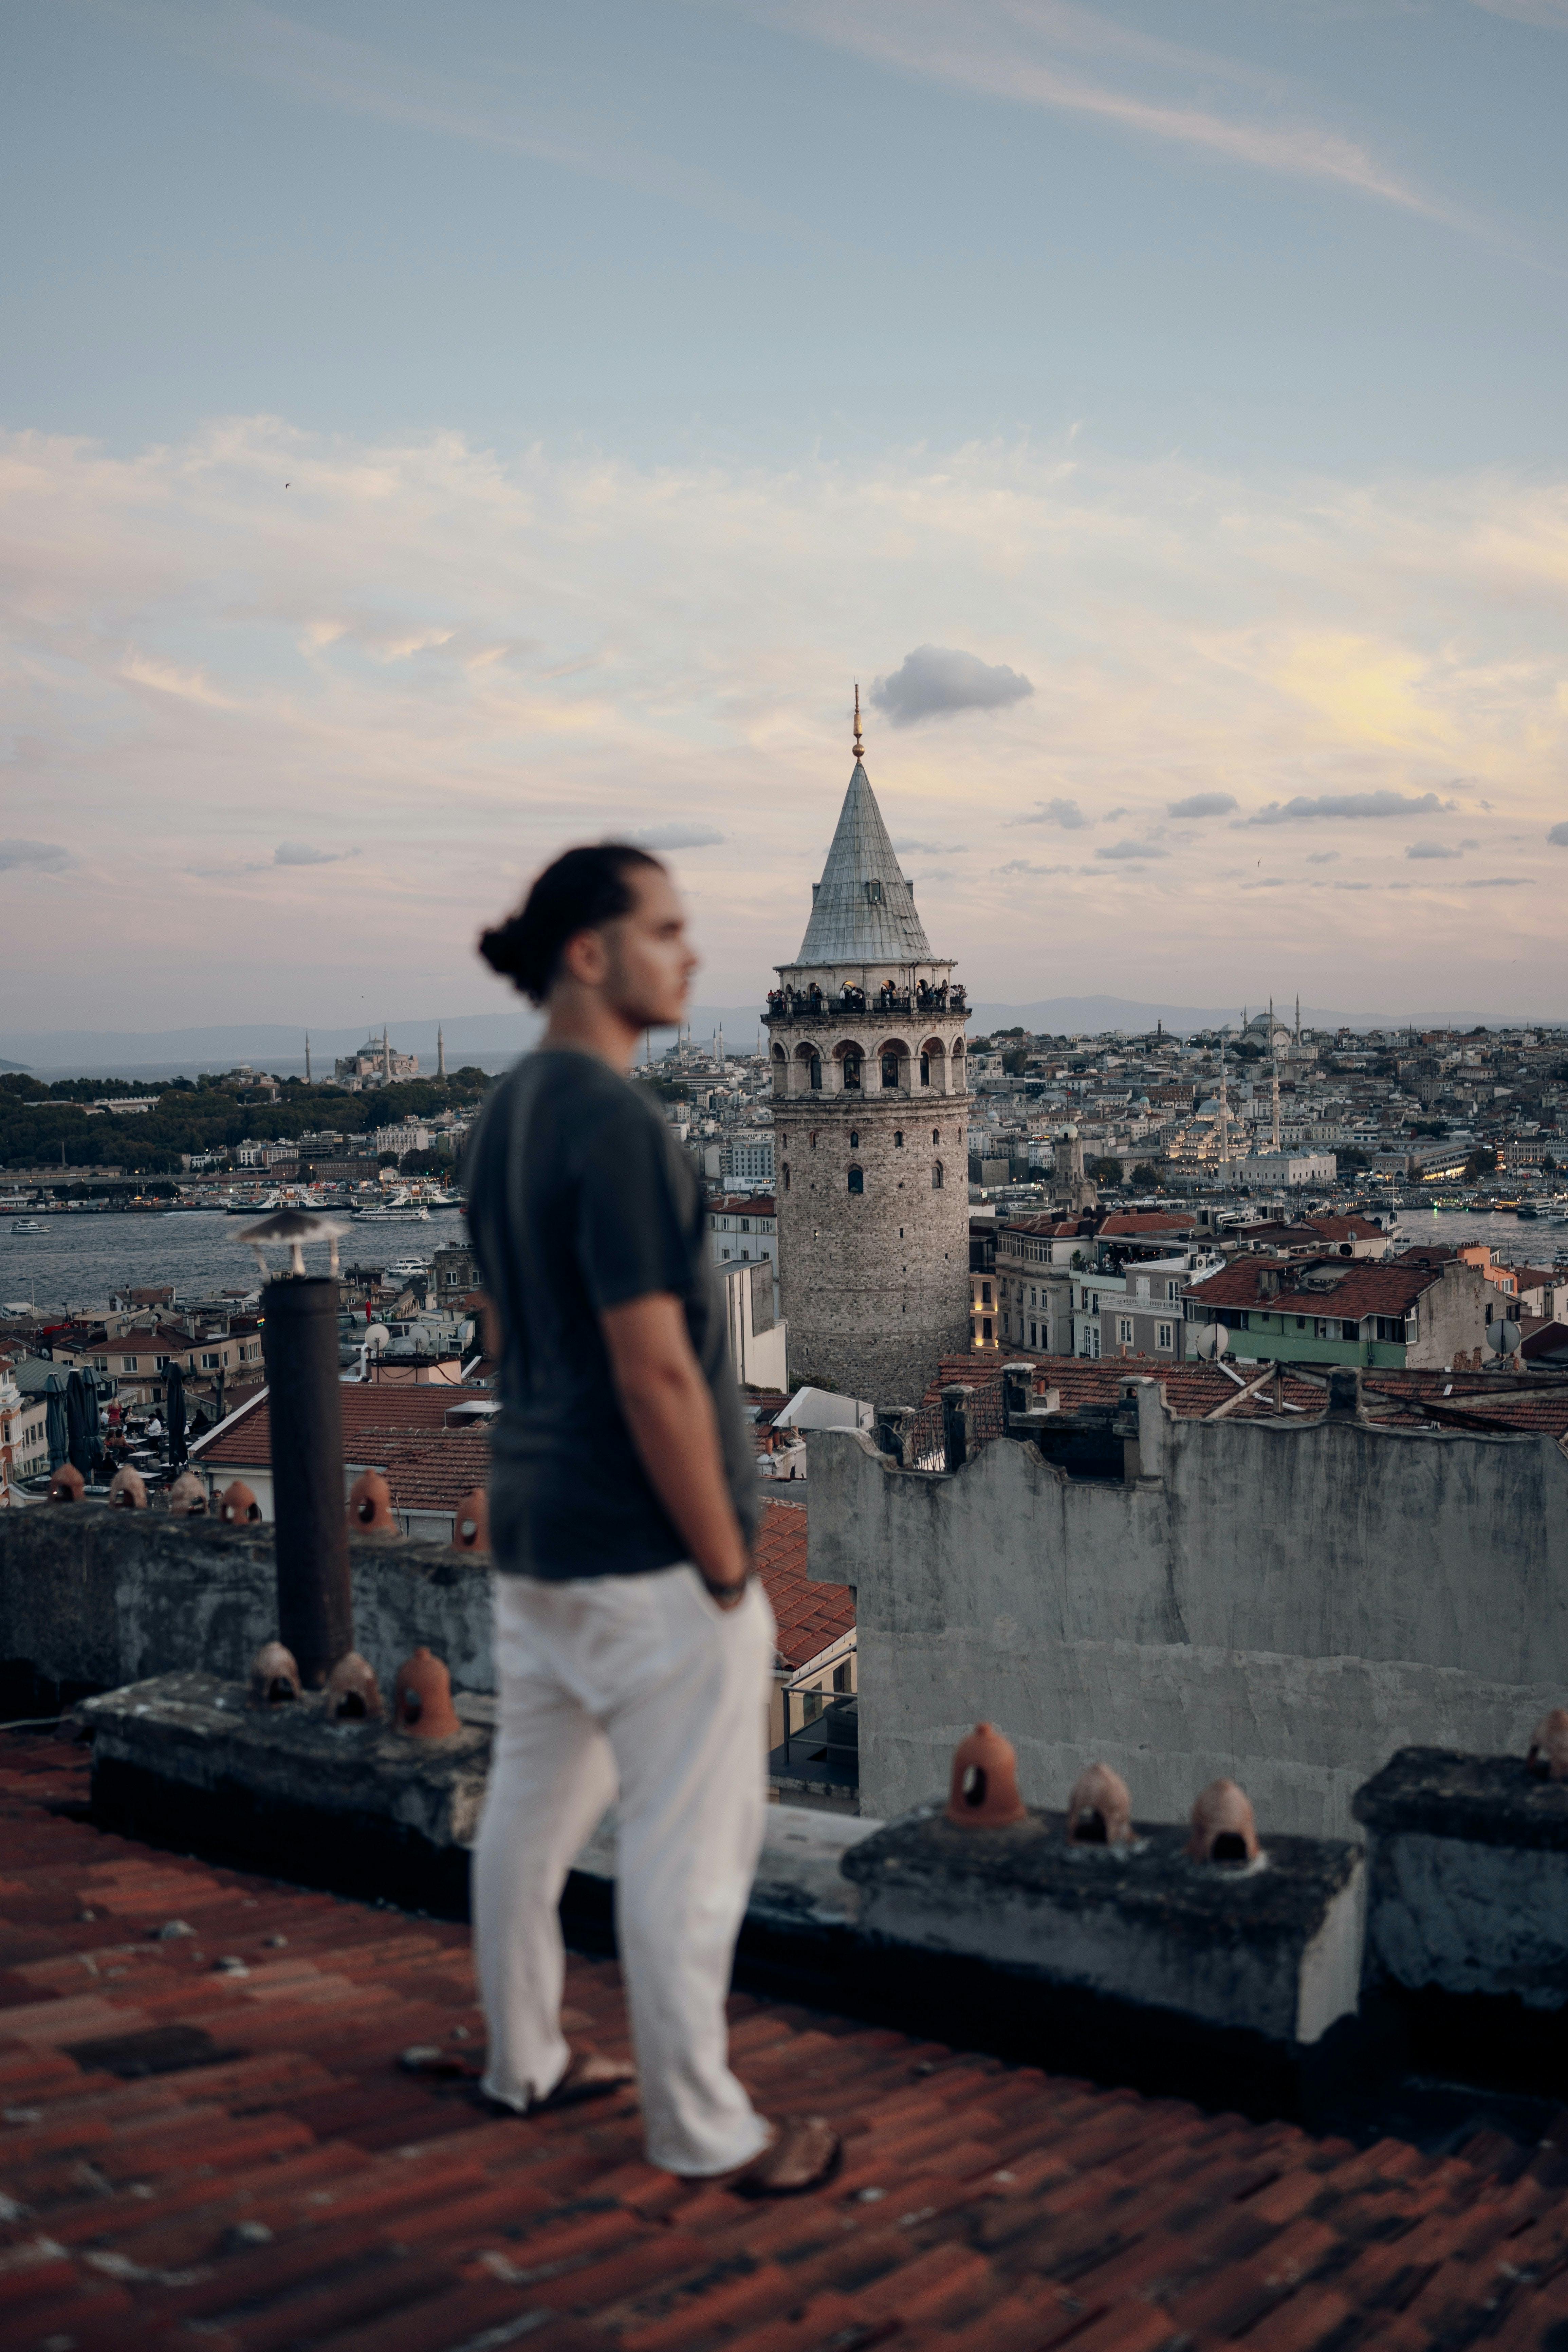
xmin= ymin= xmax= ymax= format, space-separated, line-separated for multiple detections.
xmin=65 ymin=1370 xmax=93 ymax=1478
xmin=43 ymin=1373 xmax=68 ymax=1471
xmin=165 ymin=1361 xmax=189 ymax=1470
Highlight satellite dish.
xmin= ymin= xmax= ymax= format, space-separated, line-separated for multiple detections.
xmin=364 ymin=1323 xmax=391 ymax=1355
xmin=1192 ymin=1323 xmax=1230 ymax=1361
xmin=1483 ymin=1318 xmax=1521 ymax=1355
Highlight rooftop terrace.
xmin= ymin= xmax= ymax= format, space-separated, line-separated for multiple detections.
xmin=7 ymin=1732 xmax=1568 ymax=2352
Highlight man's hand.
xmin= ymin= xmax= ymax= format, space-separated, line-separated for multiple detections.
xmin=601 ymin=1292 xmax=752 ymax=1599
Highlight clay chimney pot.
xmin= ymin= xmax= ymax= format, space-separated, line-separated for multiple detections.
xmin=1187 ymin=1778 xmax=1259 ymax=1864
xmin=393 ymin=1647 xmax=461 ymax=1739
xmin=248 ymin=1641 xmax=302 ymax=1707
xmin=945 ymin=1722 xmax=1028 ymax=1828
xmin=107 ymin=1465 xmax=147 ymax=1511
xmin=165 ymin=1471 xmax=207 ymax=1516
xmin=47 ymin=1464 xmax=86 ymax=1504
xmin=453 ymin=1487 xmax=489 ymax=1552
xmin=218 ymin=1480 xmax=262 ymax=1525
xmin=325 ymin=1650 xmax=383 ymax=1722
xmin=1066 ymin=1761 xmax=1133 ymax=1846
xmin=348 ymin=1469 xmax=396 ymax=1533
xmin=1527 ymin=1708 xmax=1568 ymax=1782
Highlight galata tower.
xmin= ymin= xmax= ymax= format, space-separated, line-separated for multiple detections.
xmin=765 ymin=691 xmax=972 ymax=1404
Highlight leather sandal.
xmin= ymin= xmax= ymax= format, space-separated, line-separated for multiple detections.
xmin=731 ymin=2115 xmax=842 ymax=2197
xmin=399 ymin=2043 xmax=635 ymax=2111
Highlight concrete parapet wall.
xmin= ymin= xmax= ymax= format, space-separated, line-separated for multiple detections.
xmin=808 ymin=1390 xmax=1568 ymax=1838
xmin=0 ymin=1506 xmax=494 ymax=1709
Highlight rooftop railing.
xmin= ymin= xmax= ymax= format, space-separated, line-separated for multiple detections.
xmin=764 ymin=986 xmax=968 ymax=1024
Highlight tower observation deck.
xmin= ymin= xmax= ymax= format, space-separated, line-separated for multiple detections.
xmin=763 ymin=694 xmax=972 ymax=1404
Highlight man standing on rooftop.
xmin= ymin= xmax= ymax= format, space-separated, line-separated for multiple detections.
xmin=461 ymin=843 xmax=838 ymax=2194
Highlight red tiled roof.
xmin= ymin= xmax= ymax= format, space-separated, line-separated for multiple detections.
xmin=1096 ymin=1213 xmax=1199 ymax=1236
xmin=920 ymin=1354 xmax=1328 ymax=1421
xmin=754 ymin=1500 xmax=854 ymax=1671
xmin=195 ymin=1384 xmax=487 ymax=1468
xmin=1187 ymin=1256 xmax=1445 ymax=1319
xmin=362 ymin=1432 xmax=494 ymax=1514
xmin=5 ymin=1734 xmax=1568 ymax=2350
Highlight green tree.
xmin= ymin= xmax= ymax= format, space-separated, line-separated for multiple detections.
xmin=1465 ymin=1145 xmax=1499 ymax=1178
xmin=1130 ymin=1161 xmax=1161 ymax=1189
xmin=1000 ymin=1049 xmax=1029 ymax=1076
xmin=1088 ymin=1155 xmax=1124 ymax=1184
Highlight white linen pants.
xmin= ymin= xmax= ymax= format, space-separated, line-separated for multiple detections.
xmin=472 ymin=1562 xmax=776 ymax=2176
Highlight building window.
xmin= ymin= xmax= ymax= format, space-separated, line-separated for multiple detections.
xmin=809 ymin=1056 xmax=822 ymax=1090
xmin=842 ymin=1051 xmax=862 ymax=1089
xmin=983 ymin=1318 xmax=993 ymax=1342
xmin=932 ymin=1127 xmax=940 ymax=1144
xmin=1118 ymin=1317 xmax=1133 ymax=1344
xmin=920 ymin=1053 xmax=930 ymax=1086
xmin=893 ymin=1130 xmax=904 ymax=1148
xmin=809 ymin=1131 xmax=817 ymax=1148
xmin=1030 ymin=1322 xmax=1038 ymax=1346
xmin=740 ymin=1218 xmax=750 ymax=1231
xmin=1156 ymin=1322 xmax=1173 ymax=1350
xmin=1315 ymin=1318 xmax=1331 ymax=1339
xmin=833 ymin=1659 xmax=851 ymax=1694
xmin=882 ymin=1053 xmax=899 ymax=1089
xmin=931 ymin=1162 xmax=943 ymax=1188
xmin=721 ymin=1247 xmax=731 ymax=1260
xmin=849 ymin=1129 xmax=859 ymax=1149
xmin=782 ymin=1164 xmax=790 ymax=1191
xmin=982 ymin=1282 xmax=993 ymax=1307
xmin=848 ymin=1166 xmax=865 ymax=1194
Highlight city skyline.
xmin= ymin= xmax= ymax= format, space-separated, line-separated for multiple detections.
xmin=3 ymin=1 xmax=1566 ymax=1028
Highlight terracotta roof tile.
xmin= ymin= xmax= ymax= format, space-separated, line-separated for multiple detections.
xmin=754 ymin=1501 xmax=854 ymax=1671
xmin=5 ymin=1730 xmax=1568 ymax=2352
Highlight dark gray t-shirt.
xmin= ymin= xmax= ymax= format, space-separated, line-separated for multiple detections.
xmin=464 ymin=1048 xmax=761 ymax=1579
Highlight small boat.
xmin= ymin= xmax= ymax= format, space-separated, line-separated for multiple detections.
xmin=1517 ymin=1202 xmax=1541 ymax=1220
xmin=384 ymin=1254 xmax=431 ymax=1281
xmin=355 ymin=1192 xmax=431 ymax=1224
xmin=11 ymin=1218 xmax=47 ymax=1234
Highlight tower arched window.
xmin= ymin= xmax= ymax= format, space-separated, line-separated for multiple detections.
xmin=809 ymin=1055 xmax=822 ymax=1090
xmin=848 ymin=1166 xmax=865 ymax=1195
xmin=842 ymin=1050 xmax=862 ymax=1090
xmin=931 ymin=1161 xmax=944 ymax=1189
xmin=782 ymin=1163 xmax=790 ymax=1191
xmin=919 ymin=1053 xmax=930 ymax=1085
xmin=849 ymin=1130 xmax=859 ymax=1149
xmin=881 ymin=1052 xmax=899 ymax=1089
xmin=932 ymin=1128 xmax=940 ymax=1144
xmin=894 ymin=1131 xmax=904 ymax=1147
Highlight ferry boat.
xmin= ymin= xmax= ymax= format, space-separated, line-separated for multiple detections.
xmin=354 ymin=1192 xmax=431 ymax=1225
xmin=384 ymin=1254 xmax=431 ymax=1281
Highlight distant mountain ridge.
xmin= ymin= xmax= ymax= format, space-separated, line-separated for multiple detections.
xmin=2 ymin=996 xmax=1558 ymax=1079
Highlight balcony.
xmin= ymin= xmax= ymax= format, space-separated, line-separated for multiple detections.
xmin=764 ymin=984 xmax=967 ymax=1025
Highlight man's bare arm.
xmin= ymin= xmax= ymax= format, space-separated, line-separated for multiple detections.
xmin=600 ymin=1293 xmax=751 ymax=1603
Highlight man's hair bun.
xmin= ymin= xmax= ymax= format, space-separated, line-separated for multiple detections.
xmin=478 ymin=842 xmax=662 ymax=1006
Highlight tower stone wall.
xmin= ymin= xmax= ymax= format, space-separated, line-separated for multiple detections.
xmin=763 ymin=711 xmax=971 ymax=1405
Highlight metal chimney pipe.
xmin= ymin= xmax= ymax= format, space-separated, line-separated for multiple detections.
xmin=260 ymin=1275 xmax=353 ymax=1687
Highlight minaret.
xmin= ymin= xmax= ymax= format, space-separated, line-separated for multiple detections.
xmin=305 ymin=1033 xmax=312 ymax=1084
xmin=437 ymin=1025 xmax=446 ymax=1081
xmin=382 ymin=1026 xmax=391 ymax=1083
xmin=764 ymin=687 xmax=971 ymax=1404
xmin=1270 ymin=997 xmax=1280 ymax=1152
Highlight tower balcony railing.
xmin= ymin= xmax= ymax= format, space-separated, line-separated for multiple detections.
xmin=764 ymin=984 xmax=967 ymax=1024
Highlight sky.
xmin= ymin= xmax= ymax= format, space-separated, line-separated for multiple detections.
xmin=2 ymin=0 xmax=1567 ymax=1032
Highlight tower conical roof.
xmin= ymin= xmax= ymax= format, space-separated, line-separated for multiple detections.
xmin=793 ymin=759 xmax=933 ymax=965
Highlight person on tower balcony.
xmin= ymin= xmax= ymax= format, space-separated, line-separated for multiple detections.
xmin=455 ymin=843 xmax=840 ymax=2198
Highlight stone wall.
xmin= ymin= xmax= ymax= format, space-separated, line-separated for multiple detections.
xmin=807 ymin=1384 xmax=1568 ymax=1839
xmin=0 ymin=1506 xmax=493 ymax=1712
xmin=774 ymin=1082 xmax=971 ymax=1403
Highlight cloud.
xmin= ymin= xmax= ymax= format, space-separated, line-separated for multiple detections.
xmin=1406 ymin=841 xmax=1465 ymax=860
xmin=1549 ymin=822 xmax=1568 ymax=848
xmin=1168 ymin=792 xmax=1238 ymax=819
xmin=1095 ymin=839 xmax=1169 ymax=861
xmin=871 ymin=645 xmax=1033 ymax=728
xmin=631 ymin=822 xmax=726 ymax=850
xmin=1462 ymin=876 xmax=1534 ymax=888
xmin=999 ymin=858 xmax=1070 ymax=877
xmin=0 ymin=838 xmax=70 ymax=872
xmin=892 ymin=838 xmax=945 ymax=854
xmin=1013 ymin=796 xmax=1088 ymax=830
xmin=1306 ymin=851 xmax=1340 ymax=865
xmin=766 ymin=0 xmax=1456 ymax=220
xmin=1469 ymin=0 xmax=1568 ymax=23
xmin=1244 ymin=791 xmax=1454 ymax=825
xmin=274 ymin=841 xmax=353 ymax=865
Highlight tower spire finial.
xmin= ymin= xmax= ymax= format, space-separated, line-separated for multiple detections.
xmin=852 ymin=682 xmax=863 ymax=764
